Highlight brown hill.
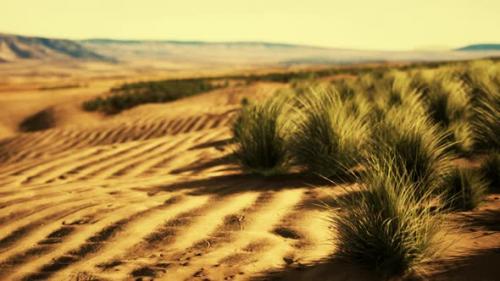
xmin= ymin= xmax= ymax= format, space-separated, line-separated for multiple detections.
xmin=0 ymin=33 xmax=111 ymax=62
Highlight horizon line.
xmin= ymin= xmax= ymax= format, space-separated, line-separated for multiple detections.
xmin=1 ymin=30 xmax=500 ymax=53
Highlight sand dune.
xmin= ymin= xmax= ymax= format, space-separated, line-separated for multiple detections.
xmin=0 ymin=69 xmax=499 ymax=281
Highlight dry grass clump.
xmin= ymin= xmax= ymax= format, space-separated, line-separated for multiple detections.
xmin=232 ymin=60 xmax=499 ymax=278
xmin=327 ymin=62 xmax=499 ymax=278
xmin=290 ymin=86 xmax=371 ymax=178
xmin=465 ymin=71 xmax=500 ymax=151
xmin=423 ymin=75 xmax=476 ymax=154
xmin=232 ymin=94 xmax=292 ymax=176
xmin=372 ymin=93 xmax=454 ymax=197
xmin=330 ymin=155 xmax=445 ymax=277
xmin=422 ymin=74 xmax=470 ymax=126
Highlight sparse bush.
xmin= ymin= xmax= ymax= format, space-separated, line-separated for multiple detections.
xmin=443 ymin=167 xmax=488 ymax=211
xmin=19 ymin=108 xmax=56 ymax=132
xmin=291 ymin=87 xmax=371 ymax=178
xmin=240 ymin=97 xmax=249 ymax=106
xmin=232 ymin=94 xmax=292 ymax=175
xmin=330 ymin=155 xmax=444 ymax=277
xmin=82 ymin=97 xmax=104 ymax=112
xmin=82 ymin=78 xmax=220 ymax=114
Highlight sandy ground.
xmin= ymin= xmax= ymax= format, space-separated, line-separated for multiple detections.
xmin=0 ymin=64 xmax=499 ymax=281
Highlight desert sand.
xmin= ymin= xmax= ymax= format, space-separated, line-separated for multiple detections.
xmin=0 ymin=62 xmax=499 ymax=281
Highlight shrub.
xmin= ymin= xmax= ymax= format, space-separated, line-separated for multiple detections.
xmin=240 ymin=97 xmax=249 ymax=106
xmin=232 ymin=94 xmax=292 ymax=175
xmin=19 ymin=108 xmax=56 ymax=132
xmin=330 ymin=155 xmax=444 ymax=277
xmin=443 ymin=167 xmax=488 ymax=211
xmin=291 ymin=87 xmax=371 ymax=178
xmin=82 ymin=98 xmax=101 ymax=112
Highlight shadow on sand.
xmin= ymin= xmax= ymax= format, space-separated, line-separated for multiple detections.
xmin=250 ymin=258 xmax=378 ymax=281
xmin=250 ymin=244 xmax=500 ymax=281
xmin=458 ymin=208 xmax=500 ymax=232
xmin=150 ymin=172 xmax=346 ymax=196
xmin=425 ymin=246 xmax=500 ymax=281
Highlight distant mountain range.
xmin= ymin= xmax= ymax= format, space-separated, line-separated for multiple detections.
xmin=457 ymin=44 xmax=500 ymax=51
xmin=82 ymin=38 xmax=304 ymax=48
xmin=1 ymin=33 xmax=499 ymax=66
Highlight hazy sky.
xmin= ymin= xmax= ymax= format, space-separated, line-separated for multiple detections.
xmin=2 ymin=0 xmax=499 ymax=50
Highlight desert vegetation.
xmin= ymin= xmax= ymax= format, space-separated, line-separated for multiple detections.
xmin=18 ymin=108 xmax=56 ymax=132
xmin=2 ymin=56 xmax=498 ymax=281
xmin=82 ymin=78 xmax=220 ymax=114
xmin=232 ymin=59 xmax=500 ymax=277
xmin=330 ymin=154 xmax=445 ymax=277
xmin=2 ymin=5 xmax=500 ymax=278
xmin=232 ymin=93 xmax=292 ymax=175
xmin=81 ymin=59 xmax=488 ymax=115
xmin=291 ymin=87 xmax=371 ymax=178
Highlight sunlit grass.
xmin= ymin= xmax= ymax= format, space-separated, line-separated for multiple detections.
xmin=462 ymin=65 xmax=500 ymax=151
xmin=232 ymin=94 xmax=292 ymax=176
xmin=372 ymin=92 xmax=454 ymax=197
xmin=291 ymin=86 xmax=371 ymax=178
xmin=232 ymin=59 xmax=499 ymax=279
xmin=330 ymin=154 xmax=445 ymax=277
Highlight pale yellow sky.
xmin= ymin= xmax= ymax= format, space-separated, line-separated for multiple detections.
xmin=2 ymin=0 xmax=499 ymax=50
